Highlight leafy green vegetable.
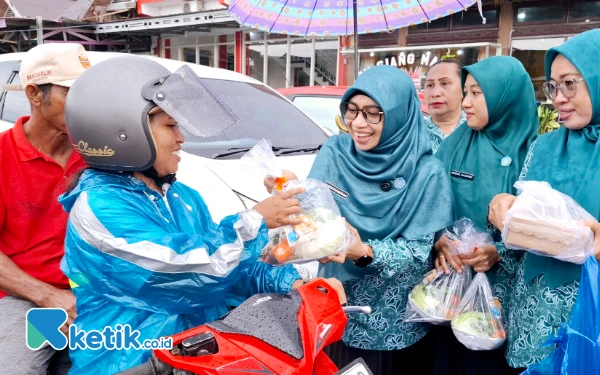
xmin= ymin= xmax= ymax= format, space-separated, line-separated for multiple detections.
xmin=452 ymin=312 xmax=497 ymax=337
xmin=304 ymin=207 xmax=338 ymax=223
xmin=294 ymin=216 xmax=347 ymax=259
xmin=411 ymin=284 xmax=441 ymax=312
xmin=538 ymin=105 xmax=560 ymax=135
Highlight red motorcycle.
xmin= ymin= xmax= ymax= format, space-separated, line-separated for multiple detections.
xmin=119 ymin=279 xmax=371 ymax=375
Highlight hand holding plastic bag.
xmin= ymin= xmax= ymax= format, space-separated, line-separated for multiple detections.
xmin=242 ymin=140 xmax=354 ymax=265
xmin=260 ymin=179 xmax=353 ymax=264
xmin=406 ymin=218 xmax=491 ymax=324
xmin=451 ymin=272 xmax=506 ymax=351
xmin=502 ymin=181 xmax=595 ymax=264
xmin=241 ymin=139 xmax=287 ymax=192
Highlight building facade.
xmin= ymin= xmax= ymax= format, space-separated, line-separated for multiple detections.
xmin=2 ymin=0 xmax=598 ymax=95
xmin=337 ymin=0 xmax=600 ymax=97
xmin=147 ymin=0 xmax=600 ymax=94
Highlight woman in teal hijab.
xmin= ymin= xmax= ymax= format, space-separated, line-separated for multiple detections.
xmin=488 ymin=29 xmax=600 ymax=370
xmin=436 ymin=56 xmax=538 ymax=232
xmin=266 ymin=65 xmax=454 ymax=374
xmin=433 ymin=56 xmax=538 ymax=375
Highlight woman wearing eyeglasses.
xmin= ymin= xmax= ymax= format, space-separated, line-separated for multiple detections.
xmin=488 ymin=29 xmax=600 ymax=371
xmin=432 ymin=56 xmax=539 ymax=375
xmin=265 ymin=65 xmax=454 ymax=374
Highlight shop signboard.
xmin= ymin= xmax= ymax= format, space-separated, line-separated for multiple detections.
xmin=357 ymin=46 xmax=487 ymax=91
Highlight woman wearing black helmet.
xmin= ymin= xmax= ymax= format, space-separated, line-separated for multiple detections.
xmin=59 ymin=56 xmax=345 ymax=374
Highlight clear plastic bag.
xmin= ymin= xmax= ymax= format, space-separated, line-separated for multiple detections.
xmin=240 ymin=139 xmax=287 ymax=192
xmin=405 ymin=267 xmax=473 ymax=325
xmin=502 ymin=181 xmax=595 ymax=264
xmin=405 ymin=218 xmax=491 ymax=325
xmin=261 ymin=179 xmax=354 ymax=264
xmin=451 ymin=272 xmax=506 ymax=351
xmin=242 ymin=140 xmax=354 ymax=265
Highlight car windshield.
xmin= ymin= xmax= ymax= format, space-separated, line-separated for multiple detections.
xmin=291 ymin=96 xmax=341 ymax=135
xmin=181 ymin=79 xmax=328 ymax=159
xmin=0 ymin=71 xmax=328 ymax=159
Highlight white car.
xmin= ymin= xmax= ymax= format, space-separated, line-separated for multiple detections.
xmin=0 ymin=51 xmax=329 ymax=223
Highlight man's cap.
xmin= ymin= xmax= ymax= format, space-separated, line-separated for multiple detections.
xmin=5 ymin=43 xmax=90 ymax=91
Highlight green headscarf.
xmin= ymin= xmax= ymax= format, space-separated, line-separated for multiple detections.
xmin=524 ymin=29 xmax=600 ymax=289
xmin=311 ymin=66 xmax=454 ymax=281
xmin=436 ymin=56 xmax=539 ymax=230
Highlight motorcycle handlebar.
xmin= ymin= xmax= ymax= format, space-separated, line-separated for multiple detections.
xmin=342 ymin=306 xmax=372 ymax=314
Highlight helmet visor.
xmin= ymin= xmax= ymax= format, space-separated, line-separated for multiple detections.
xmin=142 ymin=65 xmax=238 ymax=137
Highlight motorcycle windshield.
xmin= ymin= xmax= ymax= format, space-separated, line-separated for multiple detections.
xmin=142 ymin=64 xmax=238 ymax=138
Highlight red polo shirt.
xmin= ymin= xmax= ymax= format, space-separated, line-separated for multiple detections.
xmin=0 ymin=116 xmax=86 ymax=299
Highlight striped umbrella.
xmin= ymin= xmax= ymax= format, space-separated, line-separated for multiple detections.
xmin=229 ymin=0 xmax=484 ymax=77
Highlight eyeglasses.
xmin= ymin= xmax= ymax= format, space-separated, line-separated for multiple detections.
xmin=542 ymin=78 xmax=585 ymax=101
xmin=340 ymin=102 xmax=384 ymax=124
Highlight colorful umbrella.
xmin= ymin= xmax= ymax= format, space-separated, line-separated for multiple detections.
xmin=229 ymin=0 xmax=483 ymax=77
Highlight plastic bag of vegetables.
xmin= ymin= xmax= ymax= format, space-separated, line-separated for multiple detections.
xmin=241 ymin=140 xmax=353 ymax=265
xmin=451 ymin=272 xmax=506 ymax=351
xmin=405 ymin=218 xmax=489 ymax=324
xmin=405 ymin=267 xmax=472 ymax=325
xmin=260 ymin=179 xmax=353 ymax=264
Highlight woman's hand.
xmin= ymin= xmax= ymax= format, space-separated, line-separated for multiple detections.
xmin=488 ymin=193 xmax=517 ymax=230
xmin=292 ymin=277 xmax=347 ymax=305
xmin=319 ymin=251 xmax=347 ymax=264
xmin=434 ymin=235 xmax=464 ymax=275
xmin=253 ymin=187 xmax=304 ymax=228
xmin=318 ymin=220 xmax=368 ymax=264
xmin=458 ymin=244 xmax=501 ymax=273
xmin=343 ymin=221 xmax=371 ymax=261
xmin=584 ymin=221 xmax=600 ymax=262
xmin=264 ymin=169 xmax=299 ymax=194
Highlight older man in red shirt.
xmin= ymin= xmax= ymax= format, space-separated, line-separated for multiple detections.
xmin=0 ymin=43 xmax=88 ymax=375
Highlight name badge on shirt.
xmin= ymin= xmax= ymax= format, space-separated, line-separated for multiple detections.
xmin=451 ymin=170 xmax=475 ymax=181
xmin=325 ymin=181 xmax=349 ymax=200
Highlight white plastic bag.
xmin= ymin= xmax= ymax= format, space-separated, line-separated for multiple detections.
xmin=242 ymin=140 xmax=354 ymax=264
xmin=405 ymin=218 xmax=491 ymax=325
xmin=502 ymin=181 xmax=595 ymax=264
xmin=451 ymin=272 xmax=506 ymax=351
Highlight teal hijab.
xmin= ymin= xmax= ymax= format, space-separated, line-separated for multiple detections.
xmin=311 ymin=66 xmax=454 ymax=281
xmin=436 ymin=56 xmax=539 ymax=230
xmin=524 ymin=29 xmax=600 ymax=289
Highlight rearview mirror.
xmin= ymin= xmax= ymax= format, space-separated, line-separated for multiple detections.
xmin=335 ymin=114 xmax=348 ymax=133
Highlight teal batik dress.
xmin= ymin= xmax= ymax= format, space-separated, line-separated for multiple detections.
xmin=342 ymin=234 xmax=435 ymax=350
xmin=424 ymin=112 xmax=466 ymax=154
xmin=503 ymin=140 xmax=580 ymax=369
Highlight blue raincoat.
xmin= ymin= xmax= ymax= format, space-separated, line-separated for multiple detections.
xmin=60 ymin=169 xmax=300 ymax=374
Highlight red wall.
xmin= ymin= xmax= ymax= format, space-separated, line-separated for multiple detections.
xmin=137 ymin=0 xmax=164 ymax=16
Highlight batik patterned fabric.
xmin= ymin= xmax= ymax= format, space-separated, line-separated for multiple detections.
xmin=424 ymin=112 xmax=466 ymax=154
xmin=341 ymin=234 xmax=434 ymax=350
xmin=504 ymin=139 xmax=579 ymax=368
